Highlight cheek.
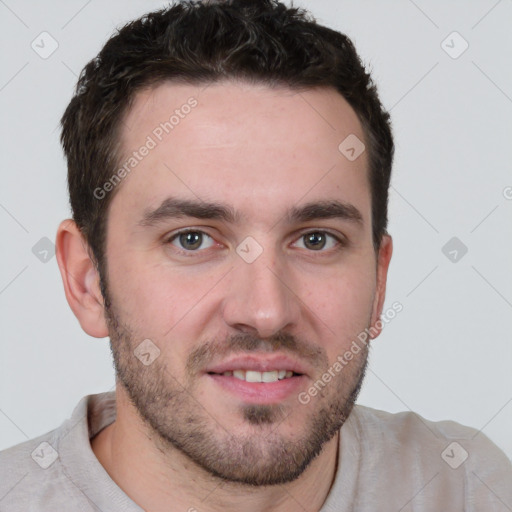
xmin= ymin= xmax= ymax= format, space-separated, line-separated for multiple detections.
xmin=106 ymin=249 xmax=226 ymax=336
xmin=302 ymin=265 xmax=376 ymax=343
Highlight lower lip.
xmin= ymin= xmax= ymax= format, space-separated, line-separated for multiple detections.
xmin=206 ymin=373 xmax=307 ymax=404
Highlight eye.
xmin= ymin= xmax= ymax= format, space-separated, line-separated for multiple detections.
xmin=293 ymin=231 xmax=341 ymax=251
xmin=167 ymin=230 xmax=215 ymax=252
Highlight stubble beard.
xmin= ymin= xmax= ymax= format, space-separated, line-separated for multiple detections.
xmin=103 ymin=292 xmax=369 ymax=486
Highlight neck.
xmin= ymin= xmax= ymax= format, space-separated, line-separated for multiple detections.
xmin=91 ymin=387 xmax=340 ymax=512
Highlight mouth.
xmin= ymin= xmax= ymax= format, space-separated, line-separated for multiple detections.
xmin=204 ymin=355 xmax=308 ymax=403
xmin=207 ymin=369 xmax=301 ymax=382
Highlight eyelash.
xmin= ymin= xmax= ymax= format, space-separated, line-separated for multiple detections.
xmin=164 ymin=228 xmax=346 ymax=257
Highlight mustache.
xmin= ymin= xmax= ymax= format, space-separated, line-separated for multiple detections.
xmin=186 ymin=331 xmax=328 ymax=376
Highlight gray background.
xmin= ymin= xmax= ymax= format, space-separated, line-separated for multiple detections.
xmin=1 ymin=0 xmax=511 ymax=461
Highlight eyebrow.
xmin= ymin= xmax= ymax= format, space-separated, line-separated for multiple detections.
xmin=139 ymin=197 xmax=364 ymax=227
xmin=287 ymin=200 xmax=363 ymax=226
xmin=139 ymin=197 xmax=239 ymax=226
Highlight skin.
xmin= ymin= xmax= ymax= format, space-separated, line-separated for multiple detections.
xmin=56 ymin=81 xmax=393 ymax=512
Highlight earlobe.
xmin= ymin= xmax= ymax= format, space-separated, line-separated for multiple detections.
xmin=369 ymin=234 xmax=393 ymax=339
xmin=55 ymin=219 xmax=109 ymax=338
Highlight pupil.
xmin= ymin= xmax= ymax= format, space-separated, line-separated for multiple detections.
xmin=180 ymin=232 xmax=202 ymax=250
xmin=306 ymin=232 xmax=325 ymax=250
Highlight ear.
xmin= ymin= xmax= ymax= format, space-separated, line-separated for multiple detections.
xmin=369 ymin=234 xmax=393 ymax=339
xmin=55 ymin=219 xmax=109 ymax=338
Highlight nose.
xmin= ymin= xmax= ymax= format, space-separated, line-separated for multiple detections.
xmin=221 ymin=244 xmax=301 ymax=339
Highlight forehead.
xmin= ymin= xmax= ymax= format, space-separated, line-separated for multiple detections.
xmin=111 ymin=80 xmax=370 ymax=227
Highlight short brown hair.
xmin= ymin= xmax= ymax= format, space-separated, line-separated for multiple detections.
xmin=60 ymin=0 xmax=394 ymax=282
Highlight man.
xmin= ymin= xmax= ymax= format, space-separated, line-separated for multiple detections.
xmin=0 ymin=0 xmax=510 ymax=510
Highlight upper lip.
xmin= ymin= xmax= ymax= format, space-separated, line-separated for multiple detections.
xmin=205 ymin=354 xmax=309 ymax=376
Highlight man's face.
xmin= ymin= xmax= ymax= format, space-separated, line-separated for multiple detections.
xmin=102 ymin=81 xmax=387 ymax=485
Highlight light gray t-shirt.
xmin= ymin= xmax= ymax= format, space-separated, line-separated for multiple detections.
xmin=0 ymin=391 xmax=511 ymax=511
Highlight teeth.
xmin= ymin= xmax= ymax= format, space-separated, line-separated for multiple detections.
xmin=262 ymin=370 xmax=278 ymax=383
xmin=233 ymin=370 xmax=245 ymax=380
xmin=246 ymin=370 xmax=263 ymax=383
xmin=226 ymin=370 xmax=295 ymax=382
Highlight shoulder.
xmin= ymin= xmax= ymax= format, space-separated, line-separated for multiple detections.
xmin=0 ymin=428 xmax=81 ymax=511
xmin=344 ymin=405 xmax=512 ymax=508
xmin=349 ymin=404 xmax=510 ymax=463
xmin=351 ymin=404 xmax=486 ymax=442
xmin=0 ymin=393 xmax=112 ymax=511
